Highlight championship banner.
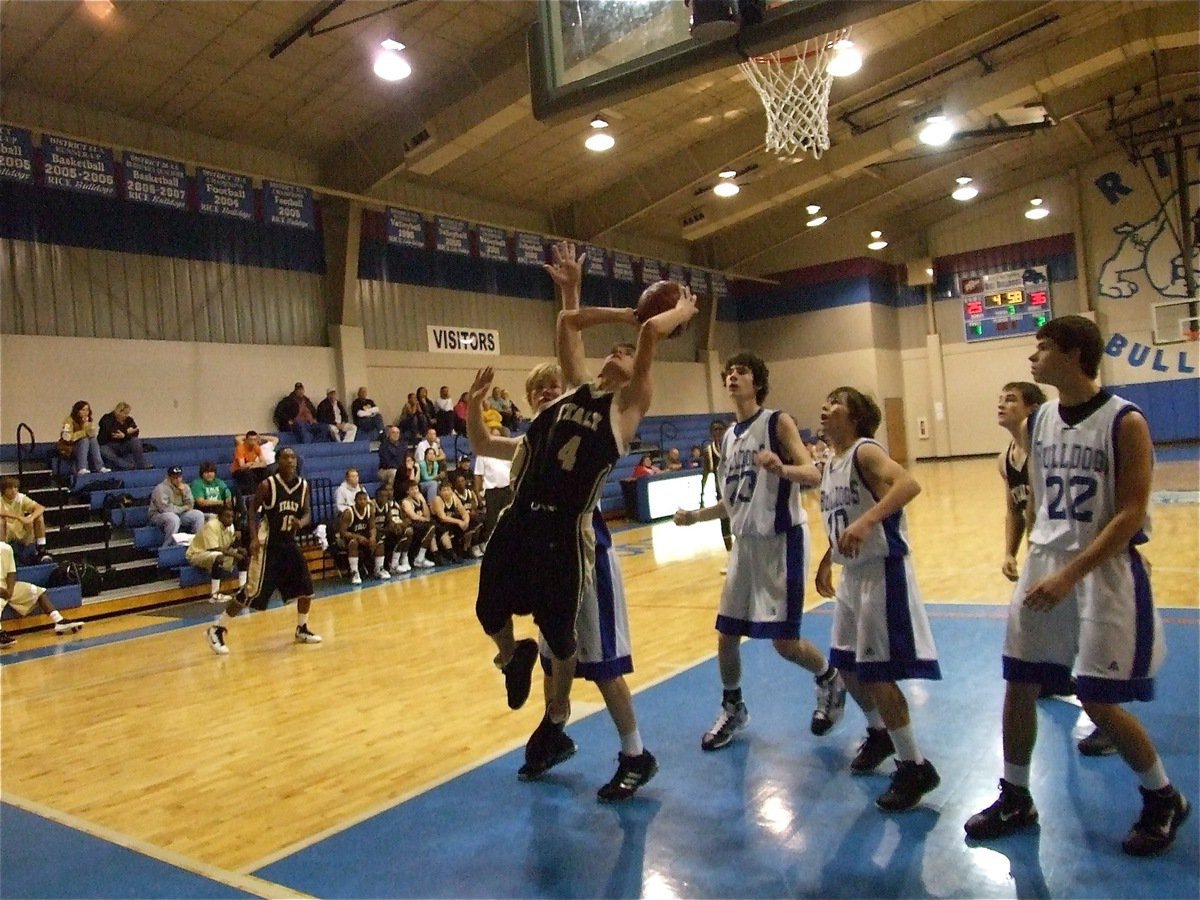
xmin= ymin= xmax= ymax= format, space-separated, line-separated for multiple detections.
xmin=583 ymin=244 xmax=608 ymax=277
xmin=41 ymin=133 xmax=116 ymax=197
xmin=386 ymin=207 xmax=425 ymax=248
xmin=196 ymin=167 xmax=254 ymax=221
xmin=712 ymin=274 xmax=729 ymax=300
xmin=667 ymin=262 xmax=687 ymax=283
xmin=0 ymin=125 xmax=35 ymax=184
xmin=476 ymin=224 xmax=509 ymax=262
xmin=514 ymin=232 xmax=545 ymax=267
xmin=689 ymin=267 xmax=710 ymax=295
xmin=436 ymin=216 xmax=470 ymax=255
xmin=427 ymin=325 xmax=500 ymax=355
xmin=122 ymin=151 xmax=187 ymax=210
xmin=612 ymin=252 xmax=635 ymax=283
xmin=263 ymin=180 xmax=315 ymax=230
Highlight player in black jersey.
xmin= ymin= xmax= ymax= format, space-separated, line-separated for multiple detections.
xmin=206 ymin=447 xmax=321 ymax=654
xmin=470 ymin=268 xmax=697 ymax=743
xmin=337 ymin=489 xmax=386 ymax=585
xmin=700 ymin=418 xmax=734 ymax=566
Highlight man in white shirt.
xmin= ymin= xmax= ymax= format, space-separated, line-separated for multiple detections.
xmin=414 ymin=429 xmax=446 ymax=469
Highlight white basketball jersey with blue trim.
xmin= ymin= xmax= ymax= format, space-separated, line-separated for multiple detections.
xmin=820 ymin=438 xmax=910 ymax=567
xmin=1028 ymin=394 xmax=1151 ymax=552
xmin=719 ymin=408 xmax=805 ymax=537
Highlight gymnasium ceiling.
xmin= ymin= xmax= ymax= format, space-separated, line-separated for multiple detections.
xmin=1 ymin=0 xmax=1197 ymax=276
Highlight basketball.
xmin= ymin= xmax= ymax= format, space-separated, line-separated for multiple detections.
xmin=636 ymin=280 xmax=688 ymax=337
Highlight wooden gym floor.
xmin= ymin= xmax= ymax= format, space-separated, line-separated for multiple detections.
xmin=1 ymin=455 xmax=1196 ymax=898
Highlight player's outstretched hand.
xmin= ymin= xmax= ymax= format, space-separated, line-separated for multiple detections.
xmin=470 ymin=367 xmax=495 ymax=405
xmin=543 ymin=241 xmax=585 ymax=290
xmin=673 ymin=508 xmax=695 ymax=527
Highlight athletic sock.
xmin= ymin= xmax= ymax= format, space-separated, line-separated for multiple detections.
xmin=415 ymin=547 xmax=427 ymax=563
xmin=217 ymin=612 xmax=233 ymax=629
xmin=210 ymin=578 xmax=221 ymax=595
xmin=298 ymin=613 xmax=309 ymax=627
xmin=620 ymin=728 xmax=645 ymax=757
xmin=888 ymin=723 xmax=923 ymax=764
xmin=49 ymin=610 xmax=64 ymax=624
xmin=389 ymin=552 xmax=401 ymax=569
xmin=865 ymin=708 xmax=886 ymax=729
xmin=1136 ymin=757 xmax=1170 ymax=792
xmin=816 ymin=662 xmax=836 ymax=684
xmin=36 ymin=538 xmax=46 ymax=548
xmin=375 ymin=554 xmax=386 ymax=572
xmin=238 ymin=571 xmax=247 ymax=588
xmin=722 ymin=686 xmax=743 ymax=705
xmin=1003 ymin=762 xmax=1031 ymax=789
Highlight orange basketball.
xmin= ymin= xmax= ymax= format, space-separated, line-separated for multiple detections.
xmin=635 ymin=280 xmax=688 ymax=337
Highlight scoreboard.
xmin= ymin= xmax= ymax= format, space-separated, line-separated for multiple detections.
xmin=960 ymin=267 xmax=1052 ymax=343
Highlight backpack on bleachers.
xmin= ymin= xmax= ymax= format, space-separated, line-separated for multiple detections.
xmin=47 ymin=561 xmax=103 ymax=597
xmin=75 ymin=476 xmax=124 ymax=501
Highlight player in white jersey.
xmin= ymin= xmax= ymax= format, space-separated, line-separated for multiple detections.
xmin=965 ymin=315 xmax=1189 ymax=857
xmin=815 ymin=387 xmax=941 ymax=812
xmin=674 ymin=352 xmax=845 ymax=751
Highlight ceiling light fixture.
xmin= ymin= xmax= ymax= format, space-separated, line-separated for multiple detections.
xmin=951 ymin=176 xmax=978 ymax=202
xmin=1024 ymin=197 xmax=1049 ymax=220
xmin=373 ymin=40 xmax=411 ymax=81
xmin=806 ymin=215 xmax=828 ymax=227
xmin=719 ymin=169 xmax=737 ymax=179
xmin=826 ymin=39 xmax=863 ymax=78
xmin=867 ymin=229 xmax=888 ymax=251
xmin=806 ymin=204 xmax=821 ymax=215
xmin=590 ymin=115 xmax=609 ymax=129
xmin=918 ymin=113 xmax=955 ymax=147
xmin=713 ymin=181 xmax=740 ymax=197
xmin=84 ymin=0 xmax=116 ymax=21
xmin=585 ymin=115 xmax=615 ymax=152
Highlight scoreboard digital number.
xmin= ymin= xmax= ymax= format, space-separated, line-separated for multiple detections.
xmin=962 ymin=272 xmax=1051 ymax=343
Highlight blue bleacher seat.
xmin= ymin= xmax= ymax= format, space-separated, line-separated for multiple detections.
xmin=158 ymin=544 xmax=188 ymax=570
xmin=133 ymin=525 xmax=163 ymax=550
xmin=16 ymin=562 xmax=57 ymax=587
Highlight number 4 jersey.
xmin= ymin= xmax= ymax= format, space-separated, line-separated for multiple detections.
xmin=1028 ymin=393 xmax=1151 ymax=552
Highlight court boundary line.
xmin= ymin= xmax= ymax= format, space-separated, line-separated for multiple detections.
xmin=1 ymin=791 xmax=312 ymax=899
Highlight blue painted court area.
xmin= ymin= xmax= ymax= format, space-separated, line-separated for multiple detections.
xmin=0 ymin=804 xmax=254 ymax=899
xmin=257 ymin=607 xmax=1199 ymax=899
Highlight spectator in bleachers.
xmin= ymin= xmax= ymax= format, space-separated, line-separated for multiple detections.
xmin=450 ymin=471 xmax=485 ymax=558
xmin=415 ymin=386 xmax=438 ymax=428
xmin=377 ymin=426 xmax=406 ymax=488
xmin=473 ymin=427 xmax=512 ymax=547
xmin=418 ymin=446 xmax=444 ymax=504
xmin=0 ymin=476 xmax=49 ymax=564
xmin=335 ymin=467 xmax=363 ymax=514
xmin=415 ymin=428 xmax=445 ymax=465
xmin=398 ymin=479 xmax=437 ymax=568
xmin=185 ymin=506 xmax=247 ymax=603
xmin=453 ymin=454 xmax=473 ymax=484
xmin=352 ymin=386 xmax=385 ymax=441
xmin=97 ymin=401 xmax=151 ymax=471
xmin=374 ymin=484 xmax=412 ymax=575
xmin=433 ymin=385 xmax=456 ymax=435
xmin=453 ymin=391 xmax=470 ymax=436
xmin=487 ymin=386 xmax=523 ymax=432
xmin=0 ymin=540 xmax=83 ymax=643
xmin=432 ymin=481 xmax=476 ymax=562
xmin=337 ymin=489 xmax=385 ymax=584
xmin=397 ymin=393 xmax=429 ymax=444
xmin=632 ymin=454 xmax=660 ymax=479
xmin=191 ymin=461 xmax=233 ymax=517
xmin=59 ymin=400 xmax=109 ymax=475
xmin=276 ymin=382 xmax=328 ymax=444
xmin=149 ymin=466 xmax=204 ymax=548
xmin=663 ymin=448 xmax=684 ymax=471
xmin=689 ymin=445 xmax=703 ymax=468
xmin=403 ymin=448 xmax=419 ymax=486
xmin=317 ymin=389 xmax=358 ymax=443
xmin=231 ymin=432 xmax=278 ymax=496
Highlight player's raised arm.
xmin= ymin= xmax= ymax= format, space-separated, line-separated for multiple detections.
xmin=837 ymin=441 xmax=920 ymax=558
xmin=620 ymin=287 xmax=699 ymax=418
xmin=466 ymin=368 xmax=523 ymax=461
xmin=545 ymin=241 xmax=590 ymax=387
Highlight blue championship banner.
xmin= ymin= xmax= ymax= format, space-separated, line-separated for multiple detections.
xmin=122 ymin=151 xmax=187 ymax=210
xmin=612 ymin=252 xmax=635 ymax=283
xmin=583 ymin=244 xmax=608 ymax=277
xmin=514 ymin=232 xmax=545 ymax=267
xmin=196 ymin=167 xmax=254 ymax=221
xmin=0 ymin=125 xmax=35 ymax=184
xmin=264 ymin=180 xmax=315 ymax=230
xmin=436 ymin=216 xmax=470 ymax=255
xmin=41 ymin=133 xmax=116 ymax=197
xmin=689 ymin=267 xmax=710 ymax=295
xmin=667 ymin=262 xmax=686 ymax=283
xmin=476 ymin=224 xmax=509 ymax=262
xmin=386 ymin=207 xmax=425 ymax=248
xmin=712 ymin=274 xmax=729 ymax=301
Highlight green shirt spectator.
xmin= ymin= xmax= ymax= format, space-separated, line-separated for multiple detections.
xmin=191 ymin=462 xmax=233 ymax=515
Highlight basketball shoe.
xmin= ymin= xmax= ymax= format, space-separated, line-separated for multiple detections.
xmin=0 ymin=630 xmax=15 ymax=647
xmin=1122 ymin=787 xmax=1190 ymax=856
xmin=850 ymin=728 xmax=895 ymax=774
xmin=500 ymin=638 xmax=538 ymax=709
xmin=811 ymin=667 xmax=846 ymax=735
xmin=701 ymin=700 xmax=749 ymax=751
xmin=876 ymin=759 xmax=940 ymax=811
xmin=206 ymin=625 xmax=229 ymax=655
xmin=597 ymin=750 xmax=659 ymax=802
xmin=964 ymin=780 xmax=1039 ymax=839
xmin=54 ymin=620 xmax=84 ymax=635
xmin=518 ymin=716 xmax=577 ymax=781
xmin=294 ymin=624 xmax=322 ymax=644
xmin=1077 ymin=726 xmax=1117 ymax=756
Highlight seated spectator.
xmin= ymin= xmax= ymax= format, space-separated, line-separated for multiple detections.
xmin=415 ymin=386 xmax=438 ymax=427
xmin=191 ymin=461 xmax=233 ymax=516
xmin=149 ymin=466 xmax=204 ymax=548
xmin=317 ymin=389 xmax=357 ymax=443
xmin=415 ymin=428 xmax=447 ymax=472
xmin=452 ymin=391 xmax=469 ymax=436
xmin=481 ymin=405 xmax=504 ymax=435
xmin=275 ymin=382 xmax=328 ymax=444
xmin=97 ymin=401 xmax=150 ymax=471
xmin=352 ymin=387 xmax=385 ymax=441
xmin=231 ymin=432 xmax=278 ymax=496
xmin=403 ymin=449 xmax=419 ymax=487
xmin=335 ymin=467 xmax=362 ymax=514
xmin=185 ymin=506 xmax=247 ymax=603
xmin=0 ymin=540 xmax=83 ymax=644
xmin=433 ymin=385 xmax=456 ymax=435
xmin=500 ymin=389 xmax=523 ymax=431
xmin=663 ymin=447 xmax=685 ymax=471
xmin=397 ymin=393 xmax=429 ymax=444
xmin=377 ymin=426 xmax=406 ymax=488
xmin=632 ymin=454 xmax=660 ymax=479
xmin=58 ymin=400 xmax=108 ymax=475
xmin=689 ymin=445 xmax=703 ymax=468
xmin=0 ymin=476 xmax=49 ymax=564
xmin=487 ymin=386 xmax=515 ymax=430
xmin=417 ymin=447 xmax=444 ymax=504
xmin=450 ymin=472 xmax=485 ymax=558
xmin=337 ymin=489 xmax=385 ymax=584
xmin=453 ymin=454 xmax=473 ymax=483
xmin=431 ymin=481 xmax=477 ymax=563
xmin=398 ymin=479 xmax=437 ymax=568
xmin=473 ymin=428 xmax=512 ymax=546
xmin=374 ymin=484 xmax=412 ymax=575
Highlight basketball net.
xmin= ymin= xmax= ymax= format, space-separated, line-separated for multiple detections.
xmin=739 ymin=28 xmax=848 ymax=160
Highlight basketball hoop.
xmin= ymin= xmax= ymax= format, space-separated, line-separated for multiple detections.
xmin=739 ymin=28 xmax=849 ymax=160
